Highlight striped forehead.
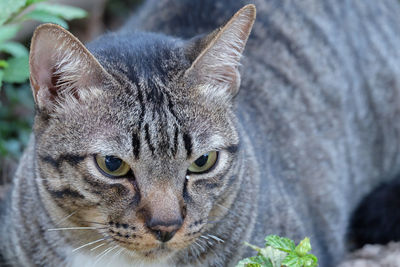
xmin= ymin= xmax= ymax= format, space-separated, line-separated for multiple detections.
xmin=122 ymin=75 xmax=193 ymax=160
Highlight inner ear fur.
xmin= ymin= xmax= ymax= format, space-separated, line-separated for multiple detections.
xmin=29 ymin=23 xmax=111 ymax=111
xmin=185 ymin=4 xmax=256 ymax=96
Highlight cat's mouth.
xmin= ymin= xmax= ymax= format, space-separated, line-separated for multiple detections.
xmin=113 ymin=240 xmax=177 ymax=261
xmin=107 ymin=234 xmax=177 ymax=257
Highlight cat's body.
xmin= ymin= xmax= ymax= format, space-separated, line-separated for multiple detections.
xmin=2 ymin=1 xmax=400 ymax=267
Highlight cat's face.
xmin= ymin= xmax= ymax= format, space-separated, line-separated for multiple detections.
xmin=30 ymin=5 xmax=255 ymax=262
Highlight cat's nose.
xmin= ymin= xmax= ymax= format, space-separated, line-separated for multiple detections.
xmin=146 ymin=218 xmax=183 ymax=242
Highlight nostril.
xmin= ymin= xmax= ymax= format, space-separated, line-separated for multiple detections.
xmin=146 ymin=219 xmax=182 ymax=242
xmin=154 ymin=229 xmax=177 ymax=242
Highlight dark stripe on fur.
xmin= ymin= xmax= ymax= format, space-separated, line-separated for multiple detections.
xmin=172 ymin=124 xmax=179 ymax=156
xmin=144 ymin=123 xmax=155 ymax=154
xmin=226 ymin=144 xmax=239 ymax=154
xmin=47 ymin=188 xmax=85 ymax=199
xmin=132 ymin=132 xmax=141 ymax=159
xmin=194 ymin=179 xmax=220 ymax=190
xmin=165 ymin=91 xmax=181 ymax=125
xmin=39 ymin=154 xmax=85 ymax=170
xmin=82 ymin=175 xmax=129 ymax=196
xmin=182 ymin=178 xmax=193 ymax=203
xmin=136 ymin=84 xmax=146 ymax=130
xmin=183 ymin=133 xmax=192 ymax=158
xmin=129 ymin=192 xmax=141 ymax=207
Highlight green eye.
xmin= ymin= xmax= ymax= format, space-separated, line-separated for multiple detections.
xmin=188 ymin=151 xmax=218 ymax=174
xmin=95 ymin=155 xmax=130 ymax=177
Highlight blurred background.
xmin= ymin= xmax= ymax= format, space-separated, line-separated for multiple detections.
xmin=0 ymin=0 xmax=143 ymax=196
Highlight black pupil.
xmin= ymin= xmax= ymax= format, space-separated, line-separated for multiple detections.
xmin=195 ymin=153 xmax=209 ymax=167
xmin=105 ymin=156 xmax=122 ymax=172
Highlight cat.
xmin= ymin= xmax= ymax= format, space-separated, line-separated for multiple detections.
xmin=2 ymin=0 xmax=400 ymax=266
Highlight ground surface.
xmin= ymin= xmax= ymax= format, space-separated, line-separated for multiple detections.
xmin=339 ymin=242 xmax=400 ymax=267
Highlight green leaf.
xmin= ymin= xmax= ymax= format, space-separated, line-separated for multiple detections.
xmin=3 ymin=55 xmax=30 ymax=83
xmin=295 ymin=238 xmax=312 ymax=257
xmin=265 ymin=235 xmax=296 ymax=253
xmin=0 ymin=41 xmax=29 ymax=57
xmin=26 ymin=0 xmax=47 ymax=5
xmin=282 ymin=252 xmax=304 ymax=267
xmin=236 ymin=258 xmax=262 ymax=267
xmin=244 ymin=242 xmax=262 ymax=253
xmin=259 ymin=246 xmax=287 ymax=267
xmin=0 ymin=60 xmax=9 ymax=68
xmin=0 ymin=25 xmax=20 ymax=43
xmin=0 ymin=0 xmax=26 ymax=25
xmin=22 ymin=10 xmax=68 ymax=29
xmin=236 ymin=256 xmax=273 ymax=267
xmin=34 ymin=3 xmax=87 ymax=20
xmin=302 ymin=254 xmax=318 ymax=267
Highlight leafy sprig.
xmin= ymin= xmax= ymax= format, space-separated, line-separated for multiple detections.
xmin=237 ymin=235 xmax=318 ymax=267
xmin=0 ymin=0 xmax=87 ymax=86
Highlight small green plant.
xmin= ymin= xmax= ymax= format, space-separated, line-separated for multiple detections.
xmin=0 ymin=0 xmax=87 ymax=86
xmin=237 ymin=235 xmax=318 ymax=267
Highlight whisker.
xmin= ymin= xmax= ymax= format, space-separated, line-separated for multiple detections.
xmin=95 ymin=246 xmax=113 ymax=261
xmin=216 ymin=203 xmax=241 ymax=218
xmin=114 ymin=247 xmax=125 ymax=258
xmin=90 ymin=242 xmax=106 ymax=251
xmin=198 ymin=237 xmax=219 ymax=257
xmin=200 ymin=235 xmax=214 ymax=246
xmin=190 ymin=243 xmax=200 ymax=258
xmin=77 ymin=220 xmax=107 ymax=226
xmin=72 ymin=238 xmax=107 ymax=253
xmin=56 ymin=210 xmax=77 ymax=226
xmin=193 ymin=240 xmax=205 ymax=252
xmin=197 ymin=238 xmax=209 ymax=247
xmin=109 ymin=247 xmax=124 ymax=266
xmin=47 ymin=226 xmax=106 ymax=231
xmin=207 ymin=234 xmax=225 ymax=243
xmin=95 ymin=245 xmax=119 ymax=265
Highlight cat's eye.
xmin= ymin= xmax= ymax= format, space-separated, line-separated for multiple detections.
xmin=95 ymin=155 xmax=130 ymax=177
xmin=188 ymin=151 xmax=218 ymax=174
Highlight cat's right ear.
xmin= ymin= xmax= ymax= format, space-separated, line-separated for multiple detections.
xmin=29 ymin=24 xmax=111 ymax=112
xmin=184 ymin=4 xmax=256 ymax=98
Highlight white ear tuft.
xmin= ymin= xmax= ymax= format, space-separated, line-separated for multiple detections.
xmin=29 ymin=24 xmax=110 ymax=112
xmin=185 ymin=4 xmax=256 ymax=96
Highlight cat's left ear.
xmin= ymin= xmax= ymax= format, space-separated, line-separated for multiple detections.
xmin=185 ymin=4 xmax=256 ymax=97
xmin=29 ymin=24 xmax=112 ymax=111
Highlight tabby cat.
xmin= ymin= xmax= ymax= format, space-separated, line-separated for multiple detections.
xmin=2 ymin=0 xmax=400 ymax=266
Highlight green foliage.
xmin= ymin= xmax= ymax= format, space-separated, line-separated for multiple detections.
xmin=0 ymin=0 xmax=87 ymax=162
xmin=0 ymin=0 xmax=87 ymax=86
xmin=22 ymin=3 xmax=87 ymax=29
xmin=2 ymin=56 xmax=29 ymax=83
xmin=0 ymin=0 xmax=26 ymax=25
xmin=237 ymin=235 xmax=318 ymax=267
xmin=0 ymin=83 xmax=34 ymax=159
xmin=33 ymin=3 xmax=87 ymax=21
xmin=265 ymin=235 xmax=296 ymax=253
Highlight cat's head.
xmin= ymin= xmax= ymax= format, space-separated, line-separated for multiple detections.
xmin=30 ymin=4 xmax=255 ymax=262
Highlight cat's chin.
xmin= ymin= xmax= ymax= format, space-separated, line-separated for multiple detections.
xmin=118 ymin=241 xmax=178 ymax=262
xmin=68 ymin=245 xmax=176 ymax=267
